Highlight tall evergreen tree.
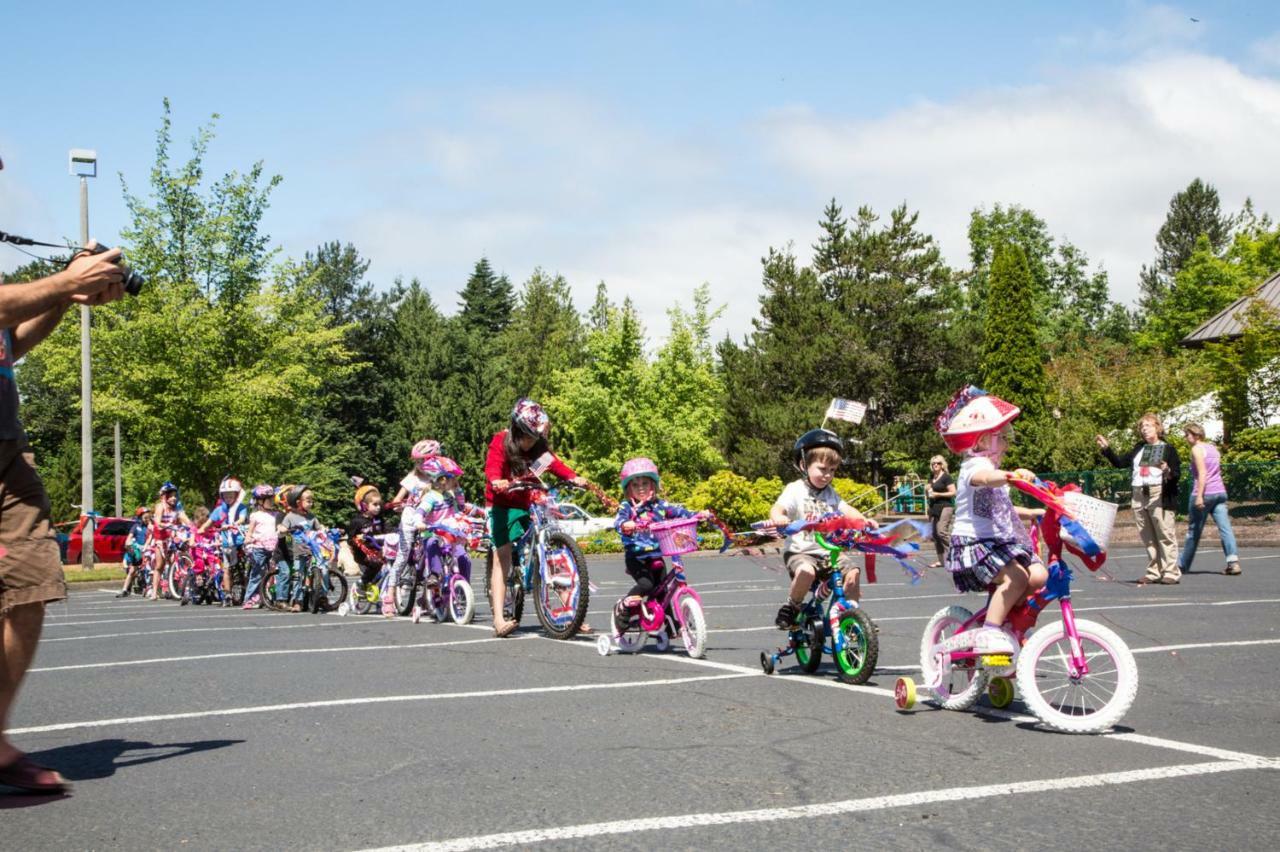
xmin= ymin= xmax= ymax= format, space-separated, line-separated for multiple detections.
xmin=502 ymin=269 xmax=586 ymax=400
xmin=1138 ymin=178 xmax=1233 ymax=317
xmin=457 ymin=257 xmax=514 ymax=335
xmin=982 ymin=242 xmax=1048 ymax=467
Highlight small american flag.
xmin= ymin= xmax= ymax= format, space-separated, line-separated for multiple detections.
xmin=825 ymin=398 xmax=867 ymax=424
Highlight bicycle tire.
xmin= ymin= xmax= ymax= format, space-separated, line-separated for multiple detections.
xmin=794 ymin=620 xmax=823 ymax=673
xmin=834 ymin=607 xmax=878 ymax=684
xmin=448 ymin=577 xmax=474 ymax=624
xmin=1016 ymin=617 xmax=1138 ymax=734
xmin=677 ymin=595 xmax=707 ymax=659
xmin=320 ymin=569 xmax=348 ymax=613
xmin=260 ymin=568 xmax=290 ymax=612
xmin=920 ymin=605 xmax=988 ymax=710
xmin=533 ymin=531 xmax=589 ymax=639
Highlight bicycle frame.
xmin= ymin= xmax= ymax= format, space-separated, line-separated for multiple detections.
xmin=509 ymin=487 xmax=583 ymax=626
xmin=625 ymin=560 xmax=703 ymax=636
xmin=770 ymin=534 xmax=858 ymax=665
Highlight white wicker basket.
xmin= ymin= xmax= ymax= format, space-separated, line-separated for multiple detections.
xmin=1060 ymin=491 xmax=1117 ymax=552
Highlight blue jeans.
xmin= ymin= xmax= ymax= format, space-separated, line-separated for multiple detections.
xmin=243 ymin=547 xmax=272 ymax=603
xmin=1179 ymin=492 xmax=1239 ymax=570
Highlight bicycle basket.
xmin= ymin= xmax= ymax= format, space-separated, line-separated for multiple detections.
xmin=1060 ymin=491 xmax=1117 ymax=552
xmin=650 ymin=517 xmax=700 ymax=557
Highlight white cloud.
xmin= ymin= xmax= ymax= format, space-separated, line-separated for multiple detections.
xmin=289 ymin=51 xmax=1280 ymax=345
xmin=1251 ymin=31 xmax=1280 ymax=68
xmin=760 ymin=53 xmax=1280 ymax=306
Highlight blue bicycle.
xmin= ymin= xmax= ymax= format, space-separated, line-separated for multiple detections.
xmin=486 ymin=481 xmax=590 ymax=639
xmin=760 ymin=530 xmax=879 ymax=684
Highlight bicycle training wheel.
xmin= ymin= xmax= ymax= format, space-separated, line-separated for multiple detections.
xmin=834 ymin=607 xmax=878 ymax=684
xmin=532 ymin=532 xmax=589 ymax=640
xmin=1016 ymin=617 xmax=1138 ymax=734
xmin=920 ymin=606 xmax=988 ymax=710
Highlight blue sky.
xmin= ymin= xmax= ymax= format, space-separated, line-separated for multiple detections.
xmin=4 ymin=1 xmax=1279 ymax=338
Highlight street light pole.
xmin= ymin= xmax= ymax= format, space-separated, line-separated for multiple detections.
xmin=71 ymin=149 xmax=96 ymax=568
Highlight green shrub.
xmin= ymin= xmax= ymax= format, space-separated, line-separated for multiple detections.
xmin=685 ymin=470 xmax=778 ymax=529
xmin=832 ymin=478 xmax=881 ymax=515
xmin=1225 ymin=426 xmax=1280 ymax=463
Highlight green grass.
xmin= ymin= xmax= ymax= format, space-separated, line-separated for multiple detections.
xmin=63 ymin=565 xmax=126 ymax=583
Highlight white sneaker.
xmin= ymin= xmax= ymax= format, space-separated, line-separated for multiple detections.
xmin=973 ymin=626 xmax=1015 ymax=655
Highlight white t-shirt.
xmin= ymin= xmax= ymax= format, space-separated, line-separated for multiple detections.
xmin=400 ymin=471 xmax=434 ymax=505
xmin=951 ymin=456 xmax=1030 ymax=546
xmin=1130 ymin=443 xmax=1167 ymax=487
xmin=773 ymin=478 xmax=842 ymax=556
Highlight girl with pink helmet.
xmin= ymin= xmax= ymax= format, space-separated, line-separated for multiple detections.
xmin=936 ymin=385 xmax=1047 ymax=656
xmin=611 ymin=457 xmax=705 ymax=635
xmin=390 ymin=438 xmax=442 ymax=510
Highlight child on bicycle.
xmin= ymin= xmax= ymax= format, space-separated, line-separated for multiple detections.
xmin=183 ymin=506 xmax=218 ymax=606
xmin=346 ymin=481 xmax=387 ymax=603
xmin=149 ymin=481 xmax=191 ymax=600
xmin=485 ymin=397 xmax=588 ymax=637
xmin=201 ymin=477 xmax=248 ymax=607
xmin=280 ymin=484 xmax=324 ymax=613
xmin=241 ymin=484 xmax=278 ymax=609
xmin=611 ymin=457 xmax=704 ymax=634
xmin=117 ymin=507 xmax=151 ymax=597
xmin=770 ymin=429 xmax=873 ymax=630
xmin=387 ymin=467 xmax=446 ymax=617
xmin=936 ymin=385 xmax=1047 ymax=655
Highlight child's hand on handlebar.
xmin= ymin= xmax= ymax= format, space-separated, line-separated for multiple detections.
xmin=569 ymin=476 xmax=587 ymax=488
xmin=621 ymin=521 xmax=637 ymax=535
xmin=1008 ymin=468 xmax=1036 ymax=483
xmin=491 ymin=479 xmax=510 ymax=493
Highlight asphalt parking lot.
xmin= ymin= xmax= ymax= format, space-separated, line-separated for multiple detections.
xmin=6 ymin=545 xmax=1279 ymax=850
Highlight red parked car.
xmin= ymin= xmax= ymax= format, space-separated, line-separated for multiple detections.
xmin=63 ymin=516 xmax=134 ymax=565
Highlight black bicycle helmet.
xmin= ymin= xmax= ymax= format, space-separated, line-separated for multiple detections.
xmin=792 ymin=428 xmax=844 ymax=470
xmin=288 ymin=483 xmax=310 ymax=508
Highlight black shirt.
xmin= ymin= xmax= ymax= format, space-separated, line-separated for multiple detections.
xmin=927 ymin=472 xmax=955 ymax=517
xmin=346 ymin=513 xmax=385 ymax=567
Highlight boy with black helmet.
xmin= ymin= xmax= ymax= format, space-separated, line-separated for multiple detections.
xmin=769 ymin=428 xmax=873 ymax=629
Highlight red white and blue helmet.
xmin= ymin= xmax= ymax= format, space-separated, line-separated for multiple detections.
xmin=158 ymin=481 xmax=178 ymax=496
xmin=218 ymin=477 xmax=243 ymax=498
xmin=936 ymin=385 xmax=1021 ymax=454
xmin=251 ymin=484 xmax=275 ymax=500
xmin=511 ymin=398 xmax=550 ymax=439
xmin=620 ymin=457 xmax=660 ymax=490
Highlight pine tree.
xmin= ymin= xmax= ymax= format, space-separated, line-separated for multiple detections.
xmin=457 ymin=257 xmax=514 ymax=335
xmin=1138 ymin=178 xmax=1233 ymax=317
xmin=982 ymin=243 xmax=1048 ymax=466
xmin=502 ymin=268 xmax=586 ymax=400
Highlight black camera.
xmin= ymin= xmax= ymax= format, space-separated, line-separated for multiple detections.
xmin=89 ymin=244 xmax=145 ymax=296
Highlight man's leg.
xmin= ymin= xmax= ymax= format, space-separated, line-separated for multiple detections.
xmin=0 ymin=602 xmax=47 ymax=762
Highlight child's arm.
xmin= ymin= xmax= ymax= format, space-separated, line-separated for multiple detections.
xmin=1014 ymin=506 xmax=1045 ymax=520
xmin=970 ymin=467 xmax=1035 ymax=488
xmin=614 ymin=503 xmax=636 ymax=536
xmin=837 ymin=501 xmax=869 ymax=523
xmin=245 ymin=516 xmax=260 ymax=542
xmin=768 ymin=498 xmax=791 ymax=529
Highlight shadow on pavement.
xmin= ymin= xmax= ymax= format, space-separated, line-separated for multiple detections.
xmin=1 ymin=737 xmax=243 ymax=806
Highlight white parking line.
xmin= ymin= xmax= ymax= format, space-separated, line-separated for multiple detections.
xmin=354 ymin=758 xmax=1278 ymax=851
xmin=39 ymin=620 xmax=374 ymax=643
xmin=44 ymin=613 xmax=256 ymax=627
xmin=1129 ymin=638 xmax=1280 ymax=655
xmin=29 ymin=635 xmax=525 ymax=673
xmin=7 ymin=673 xmax=751 ymax=736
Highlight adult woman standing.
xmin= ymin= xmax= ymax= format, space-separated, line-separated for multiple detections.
xmin=925 ymin=455 xmax=956 ymax=569
xmin=1178 ymin=423 xmax=1241 ymax=576
xmin=1096 ymin=413 xmax=1181 ymax=585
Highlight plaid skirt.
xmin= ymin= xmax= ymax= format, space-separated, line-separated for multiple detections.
xmin=946 ymin=535 xmax=1035 ymax=593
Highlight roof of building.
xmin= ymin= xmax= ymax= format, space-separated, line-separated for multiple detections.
xmin=1182 ymin=270 xmax=1280 ymax=347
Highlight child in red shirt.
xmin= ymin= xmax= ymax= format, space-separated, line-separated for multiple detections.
xmin=485 ymin=398 xmax=587 ymax=637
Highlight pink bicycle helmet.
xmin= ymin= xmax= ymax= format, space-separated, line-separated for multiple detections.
xmin=437 ymin=457 xmax=464 ymax=478
xmin=251 ymin=484 xmax=275 ymax=500
xmin=620 ymin=457 xmax=660 ymax=490
xmin=419 ymin=457 xmax=448 ymax=478
xmin=511 ymin=398 xmax=550 ymax=439
xmin=936 ymin=385 xmax=1021 ymax=454
xmin=411 ymin=439 xmax=441 ymax=460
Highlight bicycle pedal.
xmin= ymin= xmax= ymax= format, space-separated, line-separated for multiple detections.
xmin=980 ymin=654 xmax=1011 ymax=668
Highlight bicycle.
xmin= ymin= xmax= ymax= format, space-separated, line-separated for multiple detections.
xmin=160 ymin=525 xmax=195 ymax=601
xmin=894 ymin=478 xmax=1138 ymax=734
xmin=759 ymin=519 xmax=880 ymax=684
xmin=596 ymin=515 xmax=710 ymax=658
xmin=262 ymin=529 xmax=348 ymax=613
xmin=485 ymin=480 xmax=590 ymax=639
xmin=414 ymin=519 xmax=478 ymax=624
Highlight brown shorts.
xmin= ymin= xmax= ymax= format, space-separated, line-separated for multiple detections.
xmin=784 ymin=550 xmax=857 ymax=581
xmin=0 ymin=438 xmax=65 ymax=614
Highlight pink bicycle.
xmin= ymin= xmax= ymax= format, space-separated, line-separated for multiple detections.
xmin=895 ymin=478 xmax=1138 ymax=734
xmin=597 ymin=516 xmax=709 ymax=658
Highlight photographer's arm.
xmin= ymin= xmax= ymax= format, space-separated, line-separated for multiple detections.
xmin=2 ymin=246 xmax=124 ymax=355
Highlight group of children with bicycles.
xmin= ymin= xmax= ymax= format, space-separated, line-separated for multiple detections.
xmin=113 ymin=387 xmax=1052 ymax=658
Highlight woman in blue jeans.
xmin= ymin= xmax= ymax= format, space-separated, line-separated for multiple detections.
xmin=1178 ymin=423 xmax=1241 ymax=576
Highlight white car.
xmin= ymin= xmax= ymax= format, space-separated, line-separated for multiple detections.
xmin=554 ymin=502 xmax=614 ymax=539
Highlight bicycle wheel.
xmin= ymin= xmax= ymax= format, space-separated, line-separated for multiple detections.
xmin=320 ymin=569 xmax=348 ymax=613
xmin=353 ymin=577 xmax=378 ymax=616
xmin=395 ymin=570 xmax=417 ymax=617
xmin=230 ymin=565 xmax=246 ymax=606
xmin=676 ymin=595 xmax=707 ymax=659
xmin=1016 ymin=617 xmax=1138 ymax=734
xmin=793 ymin=621 xmax=824 ymax=673
xmin=448 ymin=577 xmax=475 ymax=624
xmin=260 ymin=568 xmax=288 ymax=612
xmin=834 ymin=607 xmax=878 ymax=684
xmin=532 ymin=532 xmax=589 ymax=640
xmin=920 ymin=606 xmax=987 ymax=710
